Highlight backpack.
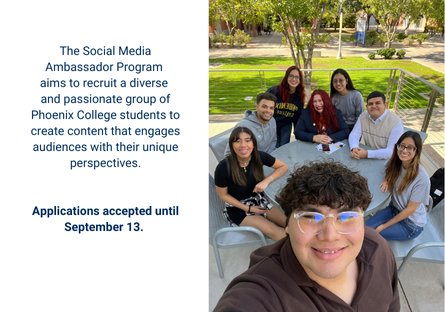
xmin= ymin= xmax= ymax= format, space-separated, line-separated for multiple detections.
xmin=430 ymin=168 xmax=444 ymax=208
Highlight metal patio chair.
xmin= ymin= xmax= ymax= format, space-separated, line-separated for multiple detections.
xmin=209 ymin=174 xmax=273 ymax=278
xmin=403 ymin=126 xmax=428 ymax=143
xmin=389 ymin=198 xmax=444 ymax=275
xmin=209 ymin=127 xmax=233 ymax=162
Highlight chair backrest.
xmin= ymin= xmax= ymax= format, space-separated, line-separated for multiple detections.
xmin=428 ymin=199 xmax=444 ymax=241
xmin=209 ymin=127 xmax=233 ymax=162
xmin=389 ymin=199 xmax=444 ymax=263
xmin=209 ymin=174 xmax=273 ymax=248
xmin=209 ymin=174 xmax=230 ymax=240
xmin=403 ymin=126 xmax=428 ymax=143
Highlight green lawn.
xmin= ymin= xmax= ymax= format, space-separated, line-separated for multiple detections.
xmin=209 ymin=56 xmax=444 ymax=114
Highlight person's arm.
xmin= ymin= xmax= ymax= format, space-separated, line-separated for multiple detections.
xmin=328 ymin=110 xmax=349 ymax=142
xmin=354 ymin=92 xmax=365 ymax=119
xmin=265 ymin=120 xmax=277 ymax=154
xmin=214 ymin=159 xmax=262 ymax=214
xmin=214 ymin=279 xmax=279 ymax=312
xmin=375 ymin=200 xmax=420 ymax=233
xmin=367 ymin=121 xmax=404 ymax=159
xmin=388 ymin=250 xmax=401 ymax=312
xmin=294 ymin=112 xmax=314 ymax=142
xmin=292 ymin=97 xmax=303 ymax=132
xmin=265 ymin=85 xmax=275 ymax=94
xmin=253 ymin=158 xmax=287 ymax=193
xmin=265 ymin=135 xmax=277 ymax=154
xmin=348 ymin=116 xmax=364 ymax=159
xmin=215 ymin=186 xmax=266 ymax=215
xmin=348 ymin=116 xmax=362 ymax=149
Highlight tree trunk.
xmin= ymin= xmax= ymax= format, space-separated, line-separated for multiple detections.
xmin=288 ymin=15 xmax=301 ymax=68
xmin=279 ymin=14 xmax=298 ymax=66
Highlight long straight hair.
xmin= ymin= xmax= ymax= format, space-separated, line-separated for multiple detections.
xmin=308 ymin=89 xmax=340 ymax=133
xmin=277 ymin=66 xmax=305 ymax=104
xmin=385 ymin=131 xmax=422 ymax=195
xmin=330 ymin=68 xmax=357 ymax=98
xmin=228 ymin=127 xmax=265 ymax=186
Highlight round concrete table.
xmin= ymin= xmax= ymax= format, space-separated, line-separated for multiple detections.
xmin=263 ymin=140 xmax=390 ymax=216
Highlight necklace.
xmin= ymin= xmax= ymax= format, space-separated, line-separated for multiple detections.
xmin=240 ymin=157 xmax=251 ymax=173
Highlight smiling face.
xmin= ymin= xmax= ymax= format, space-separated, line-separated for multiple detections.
xmin=231 ymin=132 xmax=254 ymax=160
xmin=366 ymin=96 xmax=388 ymax=120
xmin=313 ymin=94 xmax=324 ymax=114
xmin=285 ymin=205 xmax=364 ymax=281
xmin=333 ymin=73 xmax=348 ymax=95
xmin=397 ymin=137 xmax=417 ymax=166
xmin=256 ymin=99 xmax=275 ymax=125
xmin=287 ymin=69 xmax=300 ymax=90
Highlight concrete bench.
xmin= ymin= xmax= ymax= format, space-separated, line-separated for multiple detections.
xmin=303 ymin=49 xmax=321 ymax=58
xmin=384 ymin=42 xmax=403 ymax=48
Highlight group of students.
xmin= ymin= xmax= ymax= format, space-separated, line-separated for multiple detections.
xmin=214 ymin=66 xmax=431 ymax=244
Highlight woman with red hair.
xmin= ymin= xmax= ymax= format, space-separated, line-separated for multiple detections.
xmin=266 ymin=66 xmax=305 ymax=148
xmin=294 ymin=89 xmax=348 ymax=143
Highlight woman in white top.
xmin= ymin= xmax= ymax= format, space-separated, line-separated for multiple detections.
xmin=365 ymin=131 xmax=431 ymax=241
xmin=330 ymin=69 xmax=364 ymax=132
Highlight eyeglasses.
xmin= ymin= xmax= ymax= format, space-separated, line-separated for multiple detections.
xmin=396 ymin=144 xmax=417 ymax=153
xmin=289 ymin=74 xmax=300 ymax=80
xmin=293 ymin=211 xmax=364 ymax=235
xmin=333 ymin=79 xmax=346 ymax=84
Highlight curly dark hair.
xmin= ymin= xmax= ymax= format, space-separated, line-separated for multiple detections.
xmin=276 ymin=160 xmax=372 ymax=224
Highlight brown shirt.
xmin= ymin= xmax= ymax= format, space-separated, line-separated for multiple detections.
xmin=214 ymin=227 xmax=400 ymax=312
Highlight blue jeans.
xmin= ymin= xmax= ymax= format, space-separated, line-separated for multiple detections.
xmin=276 ymin=123 xmax=292 ymax=148
xmin=365 ymin=204 xmax=423 ymax=241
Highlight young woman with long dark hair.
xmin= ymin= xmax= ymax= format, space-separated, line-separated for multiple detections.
xmin=330 ymin=68 xmax=364 ymax=132
xmin=365 ymin=131 xmax=431 ymax=240
xmin=266 ymin=66 xmax=305 ymax=147
xmin=214 ymin=127 xmax=288 ymax=241
xmin=294 ymin=89 xmax=348 ymax=144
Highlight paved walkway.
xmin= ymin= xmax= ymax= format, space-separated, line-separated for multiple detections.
xmin=210 ymin=27 xmax=445 ymax=74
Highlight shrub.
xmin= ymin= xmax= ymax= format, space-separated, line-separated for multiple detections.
xmin=404 ymin=38 xmax=416 ymax=46
xmin=365 ymin=31 xmax=380 ymax=46
xmin=407 ymin=34 xmax=428 ymax=45
xmin=396 ymin=33 xmax=408 ymax=41
xmin=377 ymin=48 xmax=396 ymax=59
xmin=316 ymin=33 xmax=331 ymax=43
xmin=233 ymin=29 xmax=252 ymax=47
xmin=415 ymin=33 xmax=428 ymax=45
xmin=349 ymin=32 xmax=357 ymax=42
xmin=368 ymin=52 xmax=375 ymax=60
xmin=397 ymin=50 xmax=406 ymax=59
xmin=211 ymin=33 xmax=228 ymax=44
xmin=378 ymin=33 xmax=387 ymax=43
xmin=343 ymin=13 xmax=356 ymax=28
xmin=226 ymin=35 xmax=235 ymax=47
